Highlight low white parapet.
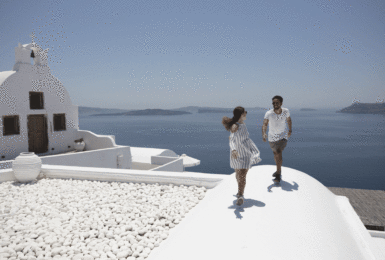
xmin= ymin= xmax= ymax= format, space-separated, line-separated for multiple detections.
xmin=0 ymin=168 xmax=16 ymax=183
xmin=151 ymin=158 xmax=183 ymax=172
xmin=0 ymin=146 xmax=132 ymax=170
xmin=76 ymin=130 xmax=116 ymax=151
xmin=41 ymin=145 xmax=132 ymax=169
xmin=151 ymin=156 xmax=179 ymax=165
xmin=0 ymin=160 xmax=12 ymax=170
xmin=131 ymin=147 xmax=178 ymax=164
xmin=0 ymin=165 xmax=225 ymax=188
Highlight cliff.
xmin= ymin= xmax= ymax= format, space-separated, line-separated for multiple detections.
xmin=79 ymin=106 xmax=130 ymax=115
xmin=91 ymin=109 xmax=191 ymax=116
xmin=337 ymin=103 xmax=385 ymax=115
xmin=197 ymin=107 xmax=267 ymax=113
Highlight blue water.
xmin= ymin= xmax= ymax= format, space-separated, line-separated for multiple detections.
xmin=79 ymin=109 xmax=385 ymax=190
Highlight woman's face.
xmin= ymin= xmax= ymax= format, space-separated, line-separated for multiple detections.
xmin=240 ymin=111 xmax=247 ymax=121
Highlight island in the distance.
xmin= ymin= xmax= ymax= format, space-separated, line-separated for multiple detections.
xmin=91 ymin=109 xmax=191 ymax=116
xmin=337 ymin=103 xmax=385 ymax=115
xmin=197 ymin=106 xmax=267 ymax=113
xmin=300 ymin=108 xmax=317 ymax=111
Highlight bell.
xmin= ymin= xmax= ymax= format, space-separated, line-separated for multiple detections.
xmin=30 ymin=50 xmax=35 ymax=58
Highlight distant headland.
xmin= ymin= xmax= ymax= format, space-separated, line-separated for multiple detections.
xmin=197 ymin=107 xmax=267 ymax=113
xmin=79 ymin=106 xmax=130 ymax=115
xmin=337 ymin=103 xmax=385 ymax=115
xmin=79 ymin=106 xmax=269 ymax=116
xmin=300 ymin=108 xmax=317 ymax=111
xmin=91 ymin=109 xmax=191 ymax=116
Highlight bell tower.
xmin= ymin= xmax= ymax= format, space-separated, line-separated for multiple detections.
xmin=13 ymin=33 xmax=49 ymax=71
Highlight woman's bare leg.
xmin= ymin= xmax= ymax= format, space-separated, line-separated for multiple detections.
xmin=235 ymin=169 xmax=240 ymax=195
xmin=238 ymin=169 xmax=249 ymax=196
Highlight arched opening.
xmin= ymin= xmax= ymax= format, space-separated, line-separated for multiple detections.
xmin=30 ymin=50 xmax=35 ymax=65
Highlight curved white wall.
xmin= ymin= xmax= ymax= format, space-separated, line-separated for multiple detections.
xmin=77 ymin=130 xmax=116 ymax=150
xmin=130 ymin=147 xmax=178 ymax=164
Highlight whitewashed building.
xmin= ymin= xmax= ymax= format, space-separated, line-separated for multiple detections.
xmin=0 ymin=42 xmax=79 ymax=159
xmin=0 ymin=41 xmax=195 ymax=171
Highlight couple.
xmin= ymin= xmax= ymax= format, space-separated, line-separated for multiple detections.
xmin=222 ymin=95 xmax=292 ymax=206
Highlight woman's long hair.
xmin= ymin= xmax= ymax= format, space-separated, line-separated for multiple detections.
xmin=222 ymin=106 xmax=245 ymax=131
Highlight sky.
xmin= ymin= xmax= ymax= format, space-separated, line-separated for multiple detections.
xmin=0 ymin=0 xmax=384 ymax=110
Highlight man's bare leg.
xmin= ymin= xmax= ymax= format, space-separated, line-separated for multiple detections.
xmin=273 ymin=149 xmax=282 ymax=173
xmin=272 ymin=149 xmax=283 ymax=183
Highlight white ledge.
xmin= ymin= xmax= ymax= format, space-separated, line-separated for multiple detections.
xmin=39 ymin=165 xmax=226 ymax=189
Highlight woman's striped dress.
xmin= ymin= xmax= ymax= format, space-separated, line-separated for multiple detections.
xmin=229 ymin=123 xmax=261 ymax=169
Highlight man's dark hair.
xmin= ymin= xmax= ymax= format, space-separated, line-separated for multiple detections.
xmin=272 ymin=95 xmax=283 ymax=103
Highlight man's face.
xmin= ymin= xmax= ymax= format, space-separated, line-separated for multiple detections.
xmin=272 ymin=99 xmax=282 ymax=109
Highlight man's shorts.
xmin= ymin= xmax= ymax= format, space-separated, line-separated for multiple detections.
xmin=269 ymin=138 xmax=288 ymax=152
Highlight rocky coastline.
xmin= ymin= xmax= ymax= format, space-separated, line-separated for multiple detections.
xmin=91 ymin=109 xmax=191 ymax=116
xmin=337 ymin=103 xmax=385 ymax=115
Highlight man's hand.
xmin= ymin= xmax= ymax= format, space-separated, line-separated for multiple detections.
xmin=231 ymin=150 xmax=239 ymax=159
xmin=262 ymin=133 xmax=267 ymax=142
xmin=288 ymin=130 xmax=292 ymax=138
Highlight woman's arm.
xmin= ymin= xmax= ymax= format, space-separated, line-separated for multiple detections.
xmin=229 ymin=124 xmax=240 ymax=156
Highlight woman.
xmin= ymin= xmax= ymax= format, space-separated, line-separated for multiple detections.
xmin=222 ymin=106 xmax=262 ymax=206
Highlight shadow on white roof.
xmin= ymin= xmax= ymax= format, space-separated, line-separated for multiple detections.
xmin=147 ymin=165 xmax=385 ymax=260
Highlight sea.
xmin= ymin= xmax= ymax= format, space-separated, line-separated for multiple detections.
xmin=79 ymin=109 xmax=385 ymax=190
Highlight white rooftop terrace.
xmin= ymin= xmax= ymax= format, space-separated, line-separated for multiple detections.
xmin=147 ymin=165 xmax=385 ymax=260
xmin=0 ymin=164 xmax=384 ymax=260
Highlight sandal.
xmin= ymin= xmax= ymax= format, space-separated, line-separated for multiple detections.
xmin=272 ymin=171 xmax=281 ymax=177
xmin=273 ymin=173 xmax=281 ymax=183
xmin=236 ymin=196 xmax=244 ymax=206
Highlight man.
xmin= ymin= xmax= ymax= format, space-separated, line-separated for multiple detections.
xmin=262 ymin=95 xmax=292 ymax=183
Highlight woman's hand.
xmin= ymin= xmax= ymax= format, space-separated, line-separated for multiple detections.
xmin=231 ymin=150 xmax=239 ymax=159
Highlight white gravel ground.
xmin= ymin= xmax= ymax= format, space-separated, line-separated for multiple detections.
xmin=0 ymin=178 xmax=207 ymax=260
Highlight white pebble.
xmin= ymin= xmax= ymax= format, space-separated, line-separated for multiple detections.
xmin=0 ymin=179 xmax=206 ymax=260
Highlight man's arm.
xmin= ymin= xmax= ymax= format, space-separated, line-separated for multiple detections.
xmin=287 ymin=117 xmax=292 ymax=137
xmin=262 ymin=119 xmax=268 ymax=142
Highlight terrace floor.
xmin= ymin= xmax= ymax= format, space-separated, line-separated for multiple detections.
xmin=328 ymin=187 xmax=385 ymax=231
xmin=146 ymin=165 xmax=385 ymax=260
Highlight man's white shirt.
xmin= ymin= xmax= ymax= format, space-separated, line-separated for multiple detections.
xmin=264 ymin=107 xmax=290 ymax=142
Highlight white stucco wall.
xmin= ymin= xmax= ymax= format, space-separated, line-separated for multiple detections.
xmin=151 ymin=158 xmax=183 ymax=172
xmin=41 ymin=146 xmax=131 ymax=169
xmin=0 ymin=165 xmax=224 ymax=188
xmin=130 ymin=147 xmax=178 ymax=164
xmin=0 ymin=42 xmax=79 ymax=160
xmin=151 ymin=156 xmax=180 ymax=165
xmin=0 ymin=160 xmax=12 ymax=170
xmin=76 ymin=130 xmax=116 ymax=150
xmin=0 ymin=146 xmax=131 ymax=170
